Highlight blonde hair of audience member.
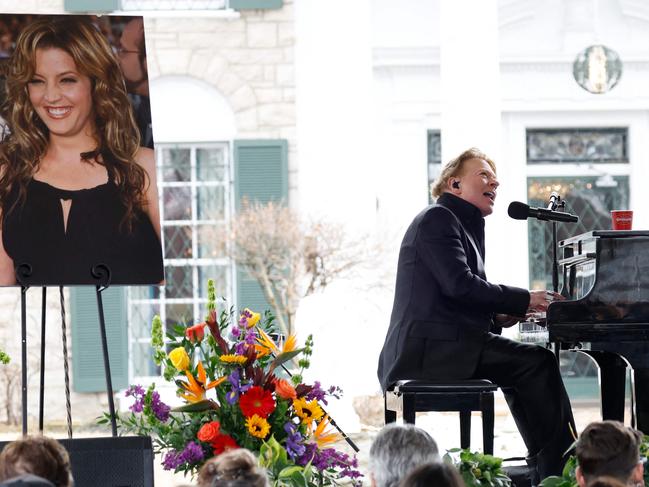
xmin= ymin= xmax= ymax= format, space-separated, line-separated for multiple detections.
xmin=398 ymin=462 xmax=465 ymax=487
xmin=197 ymin=449 xmax=268 ymax=487
xmin=575 ymin=421 xmax=644 ymax=487
xmin=429 ymin=147 xmax=496 ymax=200
xmin=0 ymin=435 xmax=73 ymax=487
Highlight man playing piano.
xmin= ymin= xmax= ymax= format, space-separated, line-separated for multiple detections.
xmin=378 ymin=148 xmax=575 ymax=481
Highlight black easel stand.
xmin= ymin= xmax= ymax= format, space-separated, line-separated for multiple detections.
xmin=16 ymin=263 xmax=117 ymax=438
xmin=91 ymin=264 xmax=118 ymax=437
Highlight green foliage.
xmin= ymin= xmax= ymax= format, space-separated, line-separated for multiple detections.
xmin=260 ymin=436 xmax=315 ymax=487
xmin=0 ymin=350 xmax=9 ymax=365
xmin=444 ymin=449 xmax=512 ymax=487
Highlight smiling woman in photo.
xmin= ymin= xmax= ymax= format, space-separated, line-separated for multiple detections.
xmin=0 ymin=15 xmax=162 ymax=285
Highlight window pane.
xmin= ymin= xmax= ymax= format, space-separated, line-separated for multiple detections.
xmin=164 ymin=225 xmax=193 ymax=259
xmin=163 ymin=186 xmax=192 ymax=220
xmin=197 ymin=148 xmax=226 ymax=181
xmin=198 ymin=265 xmax=229 ymax=299
xmin=162 ymin=148 xmax=191 ymax=182
xmin=130 ymin=302 xmax=160 ymax=339
xmin=527 ymin=176 xmax=629 ymax=289
xmin=165 ymin=265 xmax=193 ymax=299
xmin=129 ymin=285 xmax=160 ymax=300
xmin=132 ymin=340 xmax=159 ymax=377
xmin=166 ymin=302 xmax=194 ymax=328
xmin=527 ymin=128 xmax=628 ymax=164
xmin=197 ymin=223 xmax=225 ymax=259
xmin=197 ymin=186 xmax=225 ymax=220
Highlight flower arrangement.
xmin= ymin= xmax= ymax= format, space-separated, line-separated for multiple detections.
xmin=101 ymin=279 xmax=361 ymax=486
xmin=443 ymin=449 xmax=512 ymax=487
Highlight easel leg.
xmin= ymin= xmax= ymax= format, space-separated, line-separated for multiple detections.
xmin=96 ymin=285 xmax=117 ymax=437
xmin=20 ymin=286 xmax=28 ymax=435
xmin=39 ymin=287 xmax=46 ymax=432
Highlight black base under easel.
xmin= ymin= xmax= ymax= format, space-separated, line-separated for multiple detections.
xmin=16 ymin=263 xmax=117 ymax=437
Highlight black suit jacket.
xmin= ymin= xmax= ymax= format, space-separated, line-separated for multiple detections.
xmin=377 ymin=193 xmax=530 ymax=391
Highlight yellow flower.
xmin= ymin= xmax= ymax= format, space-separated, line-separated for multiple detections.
xmin=309 ymin=415 xmax=341 ymax=448
xmin=219 ymin=354 xmax=248 ymax=365
xmin=293 ymin=397 xmax=324 ymax=424
xmin=246 ymin=414 xmax=270 ymax=439
xmin=179 ymin=361 xmax=227 ymax=403
xmin=168 ymin=347 xmax=190 ymax=371
xmin=243 ymin=308 xmax=261 ymax=328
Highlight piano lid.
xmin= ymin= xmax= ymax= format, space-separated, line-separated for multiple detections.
xmin=548 ymin=229 xmax=649 ymax=329
xmin=559 ymin=230 xmax=649 ymax=247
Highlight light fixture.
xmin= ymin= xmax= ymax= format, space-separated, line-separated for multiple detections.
xmin=573 ymin=44 xmax=623 ymax=94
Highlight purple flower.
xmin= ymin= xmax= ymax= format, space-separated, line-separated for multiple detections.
xmin=161 ymin=442 xmax=205 ymax=471
xmin=231 ymin=325 xmax=241 ymax=338
xmin=126 ymin=385 xmax=145 ymax=413
xmin=226 ymin=369 xmax=250 ymax=405
xmin=284 ymin=422 xmax=306 ymax=460
xmin=162 ymin=450 xmax=183 ymax=470
xmin=244 ymin=330 xmax=257 ymax=345
xmin=180 ymin=441 xmax=205 ymax=464
xmin=306 ymin=381 xmax=326 ymax=404
xmin=296 ymin=443 xmax=317 ymax=467
xmin=312 ymin=448 xmax=362 ymax=482
xmin=235 ymin=342 xmax=248 ymax=355
xmin=150 ymin=391 xmax=171 ymax=422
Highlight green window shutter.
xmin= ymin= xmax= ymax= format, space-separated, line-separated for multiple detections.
xmin=234 ymin=139 xmax=288 ymax=313
xmin=230 ymin=0 xmax=282 ymax=9
xmin=64 ymin=0 xmax=118 ymax=12
xmin=71 ymin=287 xmax=128 ymax=393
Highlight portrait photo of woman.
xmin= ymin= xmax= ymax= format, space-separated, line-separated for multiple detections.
xmin=0 ymin=15 xmax=163 ymax=285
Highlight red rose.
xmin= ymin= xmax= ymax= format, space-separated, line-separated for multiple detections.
xmin=239 ymin=386 xmax=276 ymax=418
xmin=211 ymin=433 xmax=239 ymax=455
xmin=197 ymin=421 xmax=220 ymax=443
xmin=186 ymin=323 xmax=206 ymax=342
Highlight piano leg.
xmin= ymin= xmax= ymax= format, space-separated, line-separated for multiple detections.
xmin=632 ymin=369 xmax=649 ymax=433
xmin=583 ymin=351 xmax=626 ymax=423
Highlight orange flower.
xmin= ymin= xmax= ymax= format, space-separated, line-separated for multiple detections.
xmin=179 ymin=362 xmax=227 ymax=403
xmin=197 ymin=421 xmax=220 ymax=443
xmin=274 ymin=379 xmax=297 ymax=400
xmin=186 ymin=323 xmax=206 ymax=342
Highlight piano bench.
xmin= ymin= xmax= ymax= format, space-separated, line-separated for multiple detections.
xmin=384 ymin=379 xmax=497 ymax=454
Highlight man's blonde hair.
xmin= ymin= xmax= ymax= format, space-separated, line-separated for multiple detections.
xmin=430 ymin=148 xmax=497 ymax=199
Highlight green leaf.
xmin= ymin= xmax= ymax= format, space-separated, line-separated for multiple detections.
xmin=270 ymin=348 xmax=305 ymax=369
xmin=171 ymin=400 xmax=219 ymax=412
xmin=278 ymin=466 xmax=303 ymax=478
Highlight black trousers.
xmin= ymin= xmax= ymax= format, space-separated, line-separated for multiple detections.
xmin=471 ymin=333 xmax=576 ymax=478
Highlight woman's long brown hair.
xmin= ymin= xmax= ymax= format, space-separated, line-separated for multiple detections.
xmin=0 ymin=15 xmax=147 ymax=231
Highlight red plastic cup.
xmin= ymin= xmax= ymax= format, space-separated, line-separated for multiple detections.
xmin=611 ymin=210 xmax=633 ymax=230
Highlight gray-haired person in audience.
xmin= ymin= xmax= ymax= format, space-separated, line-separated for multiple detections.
xmin=369 ymin=423 xmax=440 ymax=487
xmin=575 ymin=421 xmax=644 ymax=487
xmin=197 ymin=448 xmax=269 ymax=487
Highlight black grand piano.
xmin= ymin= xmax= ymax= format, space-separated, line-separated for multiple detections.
xmin=520 ymin=230 xmax=649 ymax=432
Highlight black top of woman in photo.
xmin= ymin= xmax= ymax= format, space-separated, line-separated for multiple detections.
xmin=0 ymin=15 xmax=163 ymax=285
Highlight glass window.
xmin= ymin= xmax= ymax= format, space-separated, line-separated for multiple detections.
xmin=128 ymin=143 xmax=232 ymax=380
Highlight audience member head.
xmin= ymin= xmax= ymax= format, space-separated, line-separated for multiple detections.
xmin=0 ymin=436 xmax=73 ymax=487
xmin=117 ymin=17 xmax=148 ymax=96
xmin=0 ymin=474 xmax=55 ymax=486
xmin=398 ymin=462 xmax=465 ymax=487
xmin=197 ymin=448 xmax=268 ymax=487
xmin=369 ymin=423 xmax=440 ymax=487
xmin=586 ymin=476 xmax=631 ymax=487
xmin=575 ymin=421 xmax=643 ymax=487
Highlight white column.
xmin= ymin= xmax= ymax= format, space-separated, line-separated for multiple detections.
xmin=440 ymin=0 xmax=502 ymax=162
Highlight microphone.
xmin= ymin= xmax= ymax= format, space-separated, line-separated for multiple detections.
xmin=508 ymin=201 xmax=579 ymax=223
xmin=547 ymin=191 xmax=560 ymax=210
